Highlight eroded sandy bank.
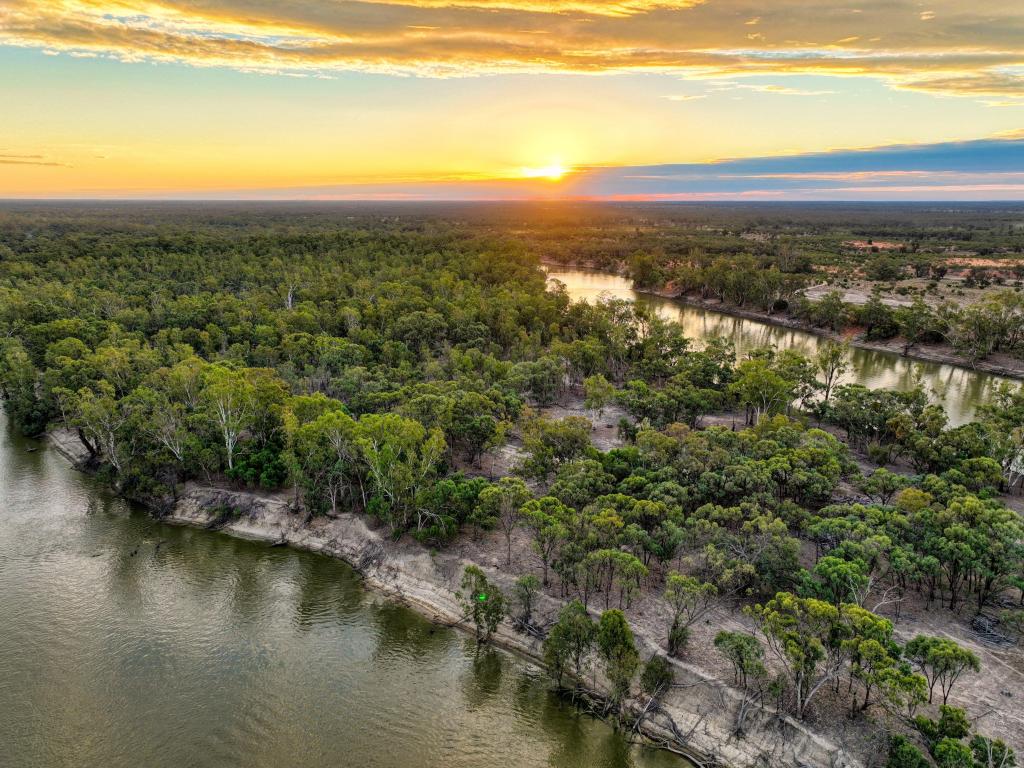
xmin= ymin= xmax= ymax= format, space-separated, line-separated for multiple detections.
xmin=46 ymin=421 xmax=859 ymax=768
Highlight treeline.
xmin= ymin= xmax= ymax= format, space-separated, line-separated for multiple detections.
xmin=629 ymin=250 xmax=811 ymax=312
xmin=628 ymin=255 xmax=1024 ymax=367
xmin=505 ymin=201 xmax=1024 ymax=273
xmin=790 ymin=289 xmax=1024 ymax=364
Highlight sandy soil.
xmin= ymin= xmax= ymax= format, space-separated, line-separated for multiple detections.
xmin=47 ymin=399 xmax=1024 ymax=766
xmin=843 ymin=240 xmax=905 ymax=251
xmin=804 ymin=275 xmax=1017 ymax=310
xmin=945 ymin=257 xmax=1024 ymax=270
xmin=451 ymin=398 xmax=1024 ymax=760
xmin=160 ymin=483 xmax=861 ymax=768
xmin=803 ymin=283 xmax=913 ymax=308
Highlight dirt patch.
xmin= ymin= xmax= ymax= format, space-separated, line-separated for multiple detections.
xmin=945 ymin=257 xmax=1024 ymax=269
xmin=844 ymin=240 xmax=904 ymax=251
xmin=803 ymin=283 xmax=912 ymax=308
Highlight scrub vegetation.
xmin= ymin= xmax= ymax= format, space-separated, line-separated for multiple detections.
xmin=1 ymin=202 xmax=1023 ymax=767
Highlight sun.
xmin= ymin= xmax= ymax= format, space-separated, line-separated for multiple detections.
xmin=521 ymin=163 xmax=569 ymax=181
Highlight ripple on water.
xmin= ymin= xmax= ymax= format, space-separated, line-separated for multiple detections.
xmin=0 ymin=415 xmax=687 ymax=768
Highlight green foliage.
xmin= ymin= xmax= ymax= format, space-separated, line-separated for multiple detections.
xmin=663 ymin=572 xmax=717 ymax=656
xmin=639 ymin=655 xmax=674 ymax=699
xmin=749 ymin=592 xmax=842 ymax=718
xmin=519 ymin=414 xmax=592 ymax=480
xmin=357 ymin=412 xmax=447 ymax=534
xmin=3 ymin=207 xmax=1024 ymax=753
xmin=969 ymin=734 xmax=1017 ymax=768
xmin=543 ymin=600 xmax=595 ymax=685
xmin=729 ymin=356 xmax=797 ymax=424
xmin=415 ymin=474 xmax=489 ymax=546
xmin=521 ymin=496 xmax=571 ymax=586
xmin=583 ymin=374 xmax=616 ymax=417
xmin=905 ymin=636 xmax=981 ymax=705
xmin=713 ymin=631 xmax=766 ymax=690
xmin=596 ymin=610 xmax=639 ymax=704
xmin=815 ymin=341 xmax=849 ymax=406
xmin=458 ymin=565 xmax=506 ymax=644
xmin=748 ymin=592 xmax=909 ymax=719
xmin=886 ymin=735 xmax=931 ymax=768
xmin=866 ymin=255 xmax=906 ymax=281
xmin=907 ymin=706 xmax=1017 ymax=768
xmin=858 ymin=468 xmax=912 ymax=505
xmin=512 ymin=574 xmax=540 ymax=624
xmin=475 ymin=476 xmax=531 ymax=564
xmin=580 ymin=548 xmax=648 ymax=610
xmin=801 ymin=555 xmax=869 ymax=609
xmin=934 ymin=739 xmax=974 ymax=768
xmin=914 ymin=705 xmax=971 ymax=752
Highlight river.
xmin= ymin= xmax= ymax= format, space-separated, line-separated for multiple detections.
xmin=547 ymin=267 xmax=1016 ymax=426
xmin=0 ymin=415 xmax=683 ymax=768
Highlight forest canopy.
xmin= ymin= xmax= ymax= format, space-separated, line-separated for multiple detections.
xmin=1 ymin=203 xmax=1022 ymax=764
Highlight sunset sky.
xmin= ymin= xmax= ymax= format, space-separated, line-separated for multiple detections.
xmin=2 ymin=0 xmax=1023 ymax=199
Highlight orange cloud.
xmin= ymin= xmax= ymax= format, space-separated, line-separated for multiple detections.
xmin=367 ymin=0 xmax=706 ymax=14
xmin=1 ymin=0 xmax=1023 ymax=97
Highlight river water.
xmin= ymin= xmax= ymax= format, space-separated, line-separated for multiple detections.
xmin=0 ymin=415 xmax=683 ymax=768
xmin=547 ymin=267 xmax=1017 ymax=426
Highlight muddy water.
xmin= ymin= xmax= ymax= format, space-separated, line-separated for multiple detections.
xmin=0 ymin=414 xmax=684 ymax=768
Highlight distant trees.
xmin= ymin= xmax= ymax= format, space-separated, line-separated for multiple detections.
xmin=670 ymin=254 xmax=808 ymax=312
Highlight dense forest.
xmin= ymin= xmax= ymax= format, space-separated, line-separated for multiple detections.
xmin=1 ymin=203 xmax=1023 ymax=767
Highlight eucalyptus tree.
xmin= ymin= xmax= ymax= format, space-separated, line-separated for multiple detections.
xmin=475 ymin=476 xmax=531 ymax=566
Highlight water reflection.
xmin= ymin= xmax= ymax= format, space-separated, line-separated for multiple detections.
xmin=2 ymin=408 xmax=688 ymax=768
xmin=291 ymin=555 xmax=365 ymax=631
xmin=371 ymin=600 xmax=457 ymax=664
xmin=549 ymin=267 xmax=1016 ymax=425
xmin=462 ymin=643 xmax=504 ymax=709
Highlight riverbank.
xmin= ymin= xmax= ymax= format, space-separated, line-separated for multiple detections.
xmin=662 ymin=292 xmax=1024 ymax=381
xmin=46 ymin=428 xmax=859 ymax=768
xmin=543 ymin=260 xmax=1024 ymax=382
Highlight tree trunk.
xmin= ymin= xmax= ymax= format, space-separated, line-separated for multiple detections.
xmin=77 ymin=428 xmax=97 ymax=456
